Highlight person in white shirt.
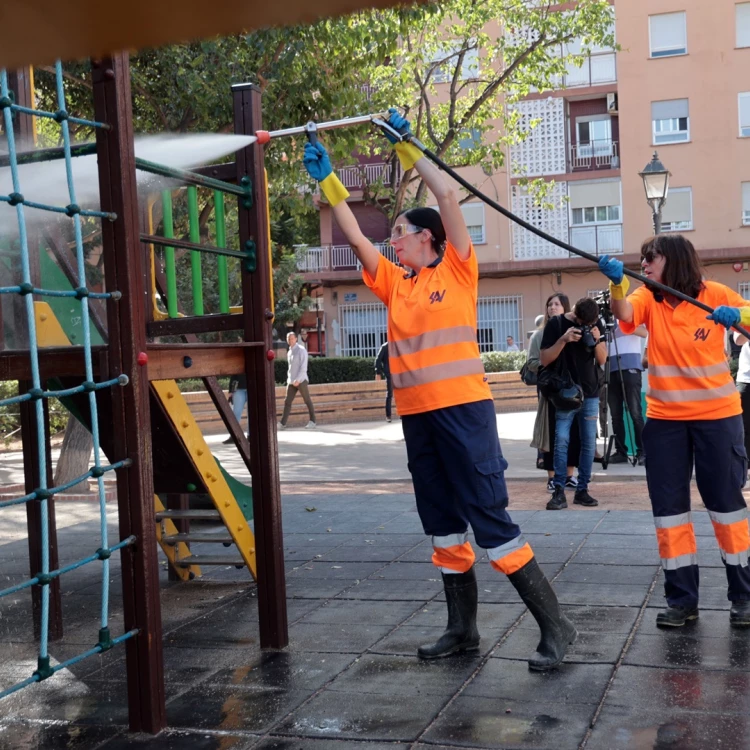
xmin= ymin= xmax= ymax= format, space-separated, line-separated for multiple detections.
xmin=278 ymin=332 xmax=316 ymax=429
xmin=506 ymin=335 xmax=520 ymax=352
xmin=734 ymin=331 xmax=750 ymax=464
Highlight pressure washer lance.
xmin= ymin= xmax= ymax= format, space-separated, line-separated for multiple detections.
xmin=369 ymin=117 xmax=750 ymax=342
xmin=254 ymin=112 xmax=392 ymax=146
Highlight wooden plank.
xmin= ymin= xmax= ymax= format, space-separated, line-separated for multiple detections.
xmin=193 ymin=163 xmax=237 ymax=182
xmin=93 ymin=53 xmax=166 ymax=734
xmin=0 ymin=347 xmax=108 ymax=380
xmin=146 ymin=347 xmax=245 ymax=381
xmin=147 ymin=313 xmax=244 ymax=337
xmin=234 ymin=83 xmax=288 ymax=649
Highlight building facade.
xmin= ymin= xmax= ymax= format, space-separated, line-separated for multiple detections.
xmin=297 ymin=1 xmax=750 ymax=357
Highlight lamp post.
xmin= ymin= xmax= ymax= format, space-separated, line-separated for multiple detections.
xmin=639 ymin=151 xmax=670 ymax=235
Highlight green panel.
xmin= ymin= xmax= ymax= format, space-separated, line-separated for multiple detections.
xmin=38 ymin=248 xmax=105 ymax=346
xmin=624 ymin=393 xmax=647 ymax=455
xmin=187 ymin=186 xmax=204 ymax=316
xmin=216 ymin=458 xmax=253 ymax=522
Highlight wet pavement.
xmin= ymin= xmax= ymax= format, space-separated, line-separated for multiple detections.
xmin=1 ymin=494 xmax=749 ymax=750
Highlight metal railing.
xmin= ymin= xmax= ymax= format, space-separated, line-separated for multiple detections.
xmin=564 ymin=52 xmax=617 ymax=87
xmin=296 ymin=242 xmax=397 ymax=273
xmin=337 ymin=162 xmax=399 ymax=189
xmin=569 ymin=140 xmax=619 ymax=171
xmin=569 ymin=224 xmax=623 ymax=256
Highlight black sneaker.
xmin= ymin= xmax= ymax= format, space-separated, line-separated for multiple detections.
xmin=608 ymin=453 xmax=629 ymax=464
xmin=730 ymin=601 xmax=750 ymax=628
xmin=573 ymin=489 xmax=599 ymax=507
xmin=546 ymin=486 xmax=567 ymax=510
xmin=637 ymin=454 xmax=646 ymax=467
xmin=565 ymin=475 xmax=578 ymax=489
xmin=656 ymin=605 xmax=699 ymax=628
xmin=546 ymin=478 xmax=555 ymax=493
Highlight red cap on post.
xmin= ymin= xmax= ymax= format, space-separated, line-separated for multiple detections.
xmin=266 ymin=349 xmax=276 ymax=361
xmin=137 ymin=352 xmax=148 ymax=366
xmin=255 ymin=130 xmax=271 ymax=145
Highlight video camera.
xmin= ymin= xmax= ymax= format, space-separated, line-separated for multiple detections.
xmin=591 ymin=289 xmax=615 ymax=328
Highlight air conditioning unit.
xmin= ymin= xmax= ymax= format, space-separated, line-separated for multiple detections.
xmin=607 ymin=92 xmax=618 ymax=114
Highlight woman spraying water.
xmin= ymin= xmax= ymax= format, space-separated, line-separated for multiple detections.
xmin=302 ymin=110 xmax=576 ymax=670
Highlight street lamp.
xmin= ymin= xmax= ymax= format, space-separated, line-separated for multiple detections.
xmin=639 ymin=151 xmax=670 ymax=235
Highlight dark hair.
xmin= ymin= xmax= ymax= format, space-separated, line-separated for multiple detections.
xmin=640 ymin=234 xmax=704 ymax=299
xmin=573 ymin=297 xmax=599 ymax=325
xmin=544 ymin=293 xmax=570 ymax=324
xmin=402 ymin=207 xmax=447 ymax=256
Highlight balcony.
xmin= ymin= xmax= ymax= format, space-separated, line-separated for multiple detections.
xmin=564 ymin=52 xmax=616 ymax=88
xmin=296 ymin=242 xmax=397 ymax=274
xmin=569 ymin=224 xmax=623 ymax=256
xmin=336 ymin=162 xmax=400 ymax=190
xmin=569 ymin=140 xmax=619 ymax=172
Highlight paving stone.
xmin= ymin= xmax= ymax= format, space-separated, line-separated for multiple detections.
xmin=284 ymin=580 xmax=352 ymax=600
xmin=316 ymin=546 xmax=420 ymax=563
xmin=278 ymin=690 xmax=447 ymax=741
xmin=408 ymin=602 xmax=526 ymax=632
xmin=520 ymin=514 xmax=605 ymax=533
xmin=98 ymin=730 xmax=255 ymax=749
xmin=286 ymin=562 xmax=385 ymax=580
xmin=421 ymin=695 xmax=595 ymax=748
xmin=555 ymin=563 xmax=657 ymax=586
xmin=369 ymin=562 xmax=440 ymax=581
xmin=286 ymin=599 xmax=323 ymax=623
xmin=369 ymin=625 xmax=500 ymax=658
xmin=257 ymin=740 xmax=409 ymax=750
xmin=605 ymin=665 xmax=750 ymax=714
xmin=287 ymin=622 xmax=396 ymax=653
xmin=0 ymin=722 xmax=118 ymax=750
xmin=166 ymin=685 xmax=311 ymax=732
xmin=205 ymin=652 xmax=357 ymax=691
xmin=586 ymin=704 xmax=750 ymax=750
xmin=636 ymin=608 xmax=737 ymax=638
xmin=551 ymin=581 xmax=650 ymax=607
xmin=299 ymin=599 xmax=422 ymax=627
xmin=572 ymin=546 xmax=666 ymax=566
xmin=335 ymin=579 xmax=442 ymax=601
xmin=645 ymin=585 xmax=731 ymax=611
xmin=625 ymin=630 xmax=750 ymax=671
xmin=583 ymin=534 xmax=658 ymax=549
xmin=327 ymin=653 xmax=478 ymax=697
xmin=339 ymin=533 xmax=427 ymax=548
xmin=463 ymin=659 xmax=612 ymax=703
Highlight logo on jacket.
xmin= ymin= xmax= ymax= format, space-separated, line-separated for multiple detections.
xmin=693 ymin=327 xmax=711 ymax=342
xmin=429 ymin=289 xmax=447 ymax=304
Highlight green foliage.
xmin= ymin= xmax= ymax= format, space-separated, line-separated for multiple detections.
xmin=481 ymin=351 xmax=527 ymax=373
xmin=274 ymin=357 xmax=376 ymax=385
xmin=0 ymin=381 xmax=68 ymax=442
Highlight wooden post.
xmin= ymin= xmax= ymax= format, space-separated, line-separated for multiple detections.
xmin=19 ymin=384 xmax=63 ymax=641
xmin=92 ymin=54 xmax=166 ymax=734
xmin=232 ymin=83 xmax=288 ymax=649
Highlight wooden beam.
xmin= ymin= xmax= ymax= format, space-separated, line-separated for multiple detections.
xmin=0 ymin=347 xmax=108 ymax=381
xmin=233 ymin=83 xmax=288 ymax=650
xmin=147 ymin=313 xmax=244 ymax=338
xmin=145 ymin=346 xmax=246 ymax=381
xmin=93 ymin=53 xmax=166 ymax=734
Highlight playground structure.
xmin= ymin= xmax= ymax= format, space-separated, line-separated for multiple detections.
xmin=0 ymin=55 xmax=286 ymax=733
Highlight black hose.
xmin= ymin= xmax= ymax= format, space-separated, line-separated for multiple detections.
xmin=403 ymin=134 xmax=750 ymax=341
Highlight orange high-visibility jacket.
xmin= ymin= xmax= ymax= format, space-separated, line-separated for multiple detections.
xmin=620 ymin=281 xmax=747 ymax=421
xmin=364 ymin=242 xmax=491 ymax=416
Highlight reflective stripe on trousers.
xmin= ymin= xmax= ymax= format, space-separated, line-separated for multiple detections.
xmin=654 ymin=512 xmax=698 ymax=570
xmin=708 ymin=508 xmax=750 ymax=566
xmin=432 ymin=532 xmax=476 ymax=574
xmin=487 ymin=535 xmax=534 ymax=575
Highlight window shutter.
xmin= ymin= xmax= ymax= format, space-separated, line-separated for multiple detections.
xmin=737 ymin=3 xmax=750 ymax=48
xmin=650 ymin=13 xmax=686 ymax=54
xmin=739 ymin=93 xmax=750 ymax=131
xmin=651 ymin=99 xmax=689 ymax=120
xmin=742 ymin=182 xmax=750 ymax=212
xmin=661 ymin=189 xmax=692 ymax=224
xmin=568 ymin=181 xmax=621 ymax=209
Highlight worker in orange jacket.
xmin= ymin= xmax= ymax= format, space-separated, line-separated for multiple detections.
xmin=302 ymin=109 xmax=576 ymax=670
xmin=600 ymin=234 xmax=750 ymax=628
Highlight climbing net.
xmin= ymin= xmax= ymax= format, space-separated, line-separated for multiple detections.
xmin=0 ymin=62 xmax=137 ymax=699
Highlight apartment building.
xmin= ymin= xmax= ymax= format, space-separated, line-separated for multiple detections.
xmin=297 ymin=1 xmax=750 ymax=358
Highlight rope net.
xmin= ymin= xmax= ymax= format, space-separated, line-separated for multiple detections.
xmin=0 ymin=62 xmax=138 ymax=700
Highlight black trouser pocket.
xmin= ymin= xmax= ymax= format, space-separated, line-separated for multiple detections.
xmin=732 ymin=444 xmax=748 ymax=489
xmin=474 ymin=455 xmax=509 ymax=507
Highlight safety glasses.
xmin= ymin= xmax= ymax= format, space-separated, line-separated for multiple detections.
xmin=390 ymin=223 xmax=424 ymax=243
xmin=641 ymin=249 xmax=661 ymax=264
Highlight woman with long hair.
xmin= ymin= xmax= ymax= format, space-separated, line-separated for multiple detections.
xmin=302 ymin=110 xmax=576 ymax=670
xmin=528 ymin=293 xmax=582 ymax=497
xmin=599 ymin=234 xmax=750 ymax=628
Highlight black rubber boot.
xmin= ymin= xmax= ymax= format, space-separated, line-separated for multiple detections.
xmin=656 ymin=605 xmax=699 ymax=628
xmin=417 ymin=568 xmax=480 ymax=659
xmin=508 ymin=557 xmax=577 ymax=671
xmin=730 ymin=601 xmax=750 ymax=628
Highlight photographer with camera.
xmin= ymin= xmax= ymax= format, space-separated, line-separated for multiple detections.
xmin=540 ymin=298 xmax=608 ymax=510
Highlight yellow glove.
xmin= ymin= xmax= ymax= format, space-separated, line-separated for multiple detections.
xmin=741 ymin=307 xmax=750 ymax=327
xmin=608 ymin=275 xmax=630 ymax=301
xmin=319 ymin=173 xmax=350 ymax=207
xmin=394 ymin=142 xmax=424 ymax=171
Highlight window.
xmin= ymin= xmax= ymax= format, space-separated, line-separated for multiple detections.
xmin=571 ymin=205 xmax=620 ymax=225
xmin=740 ymin=93 xmax=750 ymax=137
xmin=740 ymin=281 xmax=750 ymax=300
xmin=661 ymin=187 xmax=693 ymax=231
xmin=429 ymin=42 xmax=479 ymax=84
xmin=652 ymin=99 xmax=689 ymax=144
xmin=737 ymin=3 xmax=750 ymax=47
xmin=649 ymin=12 xmax=687 ymax=57
xmin=576 ymin=116 xmax=613 ymax=158
xmin=569 ymin=180 xmax=622 ymax=224
xmin=461 ymin=202 xmax=486 ymax=245
xmin=477 ymin=296 xmax=523 ymax=353
xmin=339 ymin=302 xmax=387 ymax=357
xmin=743 ymin=182 xmax=750 ymax=226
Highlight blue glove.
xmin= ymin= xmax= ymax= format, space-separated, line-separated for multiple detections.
xmin=707 ymin=306 xmax=741 ymax=329
xmin=384 ymin=107 xmax=411 ymax=144
xmin=303 ymin=141 xmax=333 ymax=182
xmin=598 ymin=255 xmax=624 ymax=284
